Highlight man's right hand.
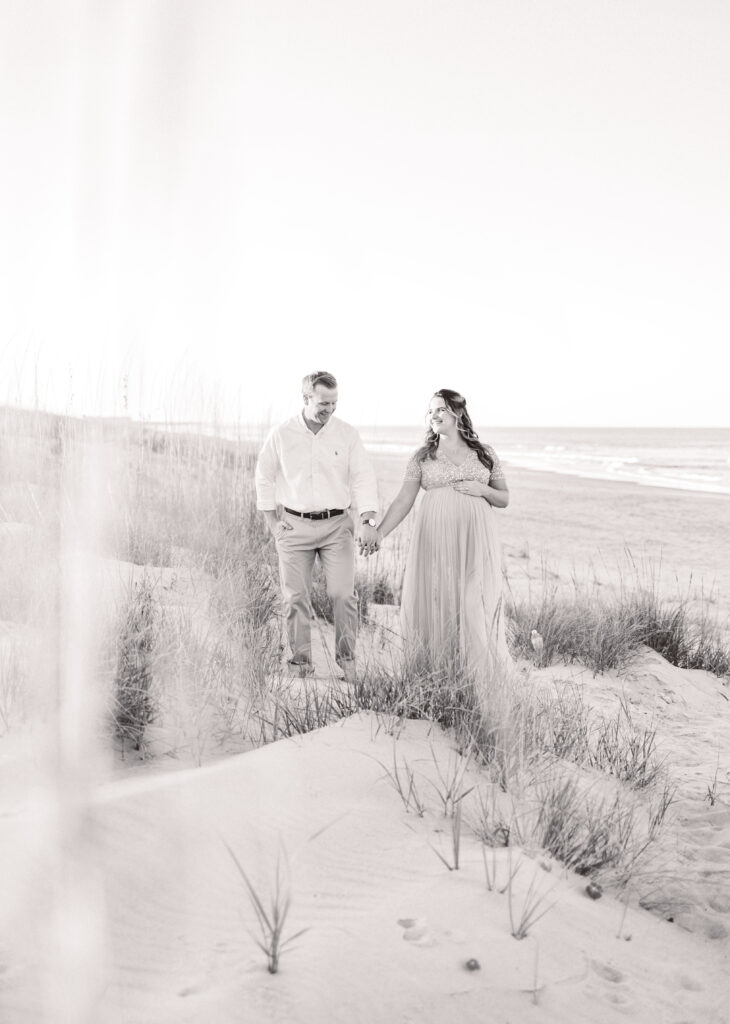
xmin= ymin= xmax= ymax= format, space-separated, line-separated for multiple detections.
xmin=263 ymin=509 xmax=292 ymax=540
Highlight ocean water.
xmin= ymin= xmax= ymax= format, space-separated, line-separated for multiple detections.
xmin=358 ymin=426 xmax=730 ymax=497
xmin=159 ymin=421 xmax=730 ymax=497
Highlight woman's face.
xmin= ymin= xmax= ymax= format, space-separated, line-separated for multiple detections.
xmin=427 ymin=396 xmax=457 ymax=435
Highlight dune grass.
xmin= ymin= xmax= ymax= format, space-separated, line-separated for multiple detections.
xmin=507 ymin=564 xmax=730 ymax=678
xmin=310 ymin=562 xmax=397 ymax=626
xmin=111 ymin=574 xmax=158 ymax=754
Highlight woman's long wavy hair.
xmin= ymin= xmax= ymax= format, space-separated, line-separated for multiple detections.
xmin=415 ymin=389 xmax=494 ymax=470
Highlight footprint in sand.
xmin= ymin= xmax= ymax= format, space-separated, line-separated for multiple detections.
xmin=588 ymin=961 xmax=636 ymax=1014
xmin=708 ymin=894 xmax=730 ymax=913
xmin=606 ymin=990 xmax=631 ymax=1007
xmin=591 ymin=961 xmax=625 ymax=984
xmin=396 ymin=919 xmax=469 ymax=948
xmin=397 ymin=917 xmax=434 ymax=945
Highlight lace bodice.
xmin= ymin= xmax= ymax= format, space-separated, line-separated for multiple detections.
xmin=404 ymin=445 xmax=505 ymax=491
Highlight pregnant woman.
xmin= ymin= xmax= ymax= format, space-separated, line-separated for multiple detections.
xmin=376 ymin=389 xmax=511 ymax=683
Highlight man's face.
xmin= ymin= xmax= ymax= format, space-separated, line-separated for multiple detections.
xmin=304 ymin=384 xmax=338 ymax=426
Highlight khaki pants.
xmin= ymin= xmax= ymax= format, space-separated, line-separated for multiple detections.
xmin=276 ymin=510 xmax=358 ymax=665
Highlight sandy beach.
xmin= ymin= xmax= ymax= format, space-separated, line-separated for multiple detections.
xmin=3 ymin=671 xmax=729 ymax=1023
xmin=1 ymin=416 xmax=729 ymax=1023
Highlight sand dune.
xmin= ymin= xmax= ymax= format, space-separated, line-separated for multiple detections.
xmin=529 ymin=649 xmax=730 ymax=944
xmin=2 ymin=688 xmax=729 ymax=1023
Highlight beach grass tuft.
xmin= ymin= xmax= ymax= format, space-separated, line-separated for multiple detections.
xmin=111 ymin=575 xmax=158 ymax=754
xmin=507 ymin=850 xmax=557 ymax=940
xmin=506 ymin=563 xmax=730 ymax=679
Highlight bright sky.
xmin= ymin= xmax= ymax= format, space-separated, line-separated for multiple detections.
xmin=1 ymin=0 xmax=729 ymax=428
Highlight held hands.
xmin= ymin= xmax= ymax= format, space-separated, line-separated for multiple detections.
xmin=357 ymin=524 xmax=381 ymax=557
xmin=452 ymin=480 xmax=487 ymax=499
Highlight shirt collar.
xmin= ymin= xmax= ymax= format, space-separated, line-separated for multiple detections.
xmin=298 ymin=410 xmax=334 ymax=436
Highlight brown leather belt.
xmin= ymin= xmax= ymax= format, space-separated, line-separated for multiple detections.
xmin=284 ymin=507 xmax=345 ymax=521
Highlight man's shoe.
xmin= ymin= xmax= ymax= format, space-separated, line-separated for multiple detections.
xmin=287 ymin=659 xmax=315 ymax=677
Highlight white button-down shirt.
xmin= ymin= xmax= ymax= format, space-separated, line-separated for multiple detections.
xmin=255 ymin=413 xmax=379 ymax=515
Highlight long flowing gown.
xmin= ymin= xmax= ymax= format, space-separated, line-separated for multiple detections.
xmin=400 ymin=445 xmax=510 ymax=682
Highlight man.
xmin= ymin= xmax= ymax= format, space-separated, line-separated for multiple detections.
xmin=255 ymin=371 xmax=380 ymax=675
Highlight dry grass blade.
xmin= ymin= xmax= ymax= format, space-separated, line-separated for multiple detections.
xmin=482 ymin=843 xmax=497 ymax=891
xmin=427 ymin=742 xmax=475 ymax=817
xmin=481 ymin=841 xmax=522 ymax=893
xmin=375 ymin=742 xmax=427 ymax=816
xmin=705 ymin=757 xmax=721 ymax=806
xmin=472 ymin=785 xmax=521 ymax=849
xmin=429 ymin=801 xmax=464 ymax=871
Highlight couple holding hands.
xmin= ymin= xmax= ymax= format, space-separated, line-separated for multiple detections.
xmin=255 ymin=371 xmax=510 ymax=683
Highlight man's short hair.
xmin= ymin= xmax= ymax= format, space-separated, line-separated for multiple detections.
xmin=302 ymin=371 xmax=338 ymax=398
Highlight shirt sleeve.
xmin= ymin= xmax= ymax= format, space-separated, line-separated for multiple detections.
xmin=404 ymin=453 xmax=422 ymax=482
xmin=255 ymin=429 xmax=279 ymax=510
xmin=485 ymin=444 xmax=505 ymax=482
xmin=349 ymin=433 xmax=379 ymax=514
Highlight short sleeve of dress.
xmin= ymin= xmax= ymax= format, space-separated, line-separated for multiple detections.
xmin=404 ymin=452 xmax=422 ymax=482
xmin=485 ymin=444 xmax=505 ymax=482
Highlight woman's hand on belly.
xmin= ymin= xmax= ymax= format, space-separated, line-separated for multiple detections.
xmin=452 ymin=480 xmax=488 ymax=499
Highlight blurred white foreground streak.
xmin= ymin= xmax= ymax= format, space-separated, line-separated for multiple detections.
xmin=0 ymin=421 xmax=111 ymax=1023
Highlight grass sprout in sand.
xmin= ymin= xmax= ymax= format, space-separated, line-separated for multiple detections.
xmin=376 ymin=741 xmax=427 ymax=816
xmin=427 ymin=741 xmax=475 ymax=816
xmin=429 ymin=800 xmax=465 ymax=871
xmin=222 ymin=839 xmax=309 ymax=975
xmin=507 ymin=849 xmax=557 ymax=940
xmin=705 ymin=759 xmax=721 ymax=806
xmin=481 ymin=841 xmax=522 ymax=894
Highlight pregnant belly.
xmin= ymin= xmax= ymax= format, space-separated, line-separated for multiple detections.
xmin=421 ymin=486 xmax=494 ymax=521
